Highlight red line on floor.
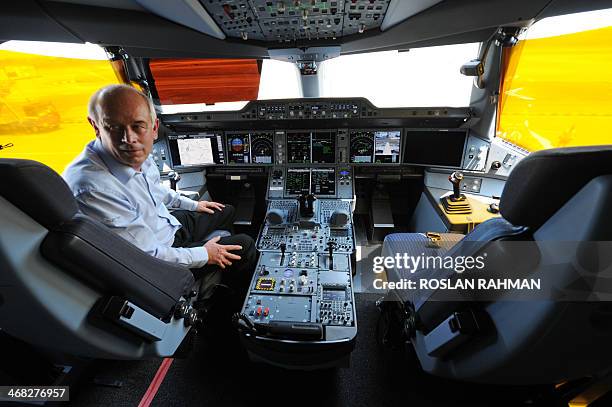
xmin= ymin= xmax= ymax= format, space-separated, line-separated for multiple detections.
xmin=138 ymin=357 xmax=174 ymax=407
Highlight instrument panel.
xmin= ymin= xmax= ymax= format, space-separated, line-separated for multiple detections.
xmin=348 ymin=129 xmax=401 ymax=164
xmin=162 ymin=127 xmax=475 ymax=170
xmin=284 ymin=167 xmax=337 ymax=197
xmin=225 ymin=131 xmax=275 ymax=164
xmin=167 ymin=133 xmax=226 ymax=167
xmin=157 ymin=97 xmax=481 ymax=171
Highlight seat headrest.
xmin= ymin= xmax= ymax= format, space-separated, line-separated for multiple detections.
xmin=0 ymin=159 xmax=78 ymax=229
xmin=500 ymin=145 xmax=612 ymax=229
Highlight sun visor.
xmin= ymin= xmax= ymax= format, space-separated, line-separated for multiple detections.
xmin=149 ymin=58 xmax=262 ymax=105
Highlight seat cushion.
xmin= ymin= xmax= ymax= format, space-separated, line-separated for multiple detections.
xmin=382 ymin=232 xmax=464 ymax=284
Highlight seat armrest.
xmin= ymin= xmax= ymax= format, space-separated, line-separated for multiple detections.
xmin=41 ymin=215 xmax=195 ymax=319
xmin=178 ymin=190 xmax=199 ymax=200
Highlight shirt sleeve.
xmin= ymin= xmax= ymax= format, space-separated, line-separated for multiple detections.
xmin=157 ymin=177 xmax=199 ymax=211
xmin=75 ymin=188 xmax=208 ymax=268
xmin=146 ymin=160 xmax=199 ymax=211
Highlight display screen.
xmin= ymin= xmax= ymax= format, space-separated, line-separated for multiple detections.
xmin=226 ymin=133 xmax=250 ymax=164
xmin=286 ymin=168 xmax=311 ymax=195
xmin=168 ymin=133 xmax=225 ymax=166
xmin=349 ymin=131 xmax=374 ymax=163
xmin=287 ymin=132 xmax=311 ymax=163
xmin=312 ymin=131 xmax=336 ymax=163
xmin=311 ymin=168 xmax=336 ymax=196
xmin=374 ymin=130 xmax=401 ymax=163
xmin=322 ymin=288 xmax=346 ymax=301
xmin=251 ymin=132 xmax=274 ymax=164
xmin=403 ymin=130 xmax=467 ymax=167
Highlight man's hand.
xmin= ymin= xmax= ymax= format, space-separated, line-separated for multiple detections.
xmin=204 ymin=236 xmax=242 ymax=269
xmin=196 ymin=200 xmax=225 ymax=214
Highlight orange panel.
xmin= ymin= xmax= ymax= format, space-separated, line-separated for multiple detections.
xmin=149 ymin=59 xmax=262 ymax=105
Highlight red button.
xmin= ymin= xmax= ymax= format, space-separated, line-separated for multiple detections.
xmin=264 ymin=307 xmax=270 ymax=317
xmin=256 ymin=306 xmax=262 ymax=316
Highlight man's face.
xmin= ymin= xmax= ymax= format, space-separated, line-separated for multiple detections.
xmin=89 ymin=89 xmax=159 ymax=170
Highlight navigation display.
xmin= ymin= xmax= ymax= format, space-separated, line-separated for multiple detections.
xmin=403 ymin=130 xmax=467 ymax=167
xmin=349 ymin=131 xmax=374 ymax=163
xmin=286 ymin=168 xmax=311 ymax=195
xmin=251 ymin=132 xmax=274 ymax=164
xmin=311 ymin=168 xmax=336 ymax=196
xmin=374 ymin=130 xmax=401 ymax=163
xmin=168 ymin=133 xmax=225 ymax=166
xmin=350 ymin=129 xmax=402 ymax=164
xmin=312 ymin=131 xmax=336 ymax=163
xmin=287 ymin=132 xmax=311 ymax=163
xmin=226 ymin=133 xmax=250 ymax=164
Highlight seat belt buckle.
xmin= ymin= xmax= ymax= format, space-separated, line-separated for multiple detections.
xmin=425 ymin=232 xmax=442 ymax=248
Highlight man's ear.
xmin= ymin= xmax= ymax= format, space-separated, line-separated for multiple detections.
xmin=87 ymin=116 xmax=100 ymax=138
xmin=152 ymin=117 xmax=160 ymax=141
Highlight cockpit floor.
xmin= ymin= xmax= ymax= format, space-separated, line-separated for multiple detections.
xmin=69 ymin=294 xmax=560 ymax=407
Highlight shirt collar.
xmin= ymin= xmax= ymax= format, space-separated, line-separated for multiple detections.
xmin=93 ymin=138 xmax=138 ymax=184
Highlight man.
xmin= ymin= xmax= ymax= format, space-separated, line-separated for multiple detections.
xmin=63 ymin=84 xmax=256 ymax=312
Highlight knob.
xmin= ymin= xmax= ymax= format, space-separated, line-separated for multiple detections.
xmin=449 ymin=171 xmax=464 ymax=200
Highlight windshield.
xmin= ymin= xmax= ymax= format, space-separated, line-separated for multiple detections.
xmin=318 ymin=44 xmax=479 ymax=107
xmin=158 ymin=42 xmax=479 ymax=114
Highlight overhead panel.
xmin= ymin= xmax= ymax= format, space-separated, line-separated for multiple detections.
xmin=202 ymin=0 xmax=393 ymax=43
xmin=343 ymin=0 xmax=389 ymax=36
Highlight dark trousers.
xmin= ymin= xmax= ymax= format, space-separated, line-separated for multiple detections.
xmin=172 ymin=205 xmax=256 ymax=307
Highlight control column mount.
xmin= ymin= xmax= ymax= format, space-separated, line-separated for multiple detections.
xmin=299 ymin=193 xmax=317 ymax=218
xmin=327 ymin=241 xmax=336 ymax=270
xmin=441 ymin=171 xmax=472 ymax=214
xmin=168 ymin=171 xmax=181 ymax=191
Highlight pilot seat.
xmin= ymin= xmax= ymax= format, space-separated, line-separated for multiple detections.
xmin=380 ymin=146 xmax=612 ymax=384
xmin=0 ymin=158 xmax=204 ymax=365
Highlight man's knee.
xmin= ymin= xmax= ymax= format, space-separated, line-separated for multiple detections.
xmin=219 ymin=234 xmax=254 ymax=260
xmin=220 ymin=204 xmax=235 ymax=223
xmin=232 ymin=234 xmax=255 ymax=262
xmin=223 ymin=204 xmax=235 ymax=219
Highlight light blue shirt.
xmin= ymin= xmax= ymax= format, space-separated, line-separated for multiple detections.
xmin=63 ymin=138 xmax=208 ymax=267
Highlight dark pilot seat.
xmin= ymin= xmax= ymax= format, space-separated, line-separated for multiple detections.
xmin=381 ymin=145 xmax=612 ymax=384
xmin=0 ymin=158 xmax=199 ymax=359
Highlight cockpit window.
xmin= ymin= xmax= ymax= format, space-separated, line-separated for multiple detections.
xmin=318 ymin=44 xmax=479 ymax=107
xmin=158 ymin=42 xmax=478 ymax=113
xmin=497 ymin=9 xmax=612 ymax=151
xmin=0 ymin=41 xmax=119 ymax=172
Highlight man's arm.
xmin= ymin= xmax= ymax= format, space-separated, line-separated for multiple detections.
xmin=156 ymin=176 xmax=225 ymax=214
xmin=154 ymin=174 xmax=200 ymax=211
xmin=76 ymin=188 xmax=209 ymax=267
xmin=147 ymin=162 xmax=225 ymax=214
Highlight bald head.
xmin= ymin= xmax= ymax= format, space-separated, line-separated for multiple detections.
xmin=87 ymin=84 xmax=160 ymax=170
xmin=88 ymin=84 xmax=156 ymax=125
